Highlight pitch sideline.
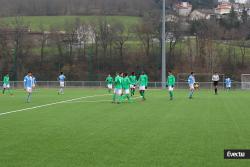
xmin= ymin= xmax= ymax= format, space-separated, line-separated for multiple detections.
xmin=0 ymin=94 xmax=111 ymax=117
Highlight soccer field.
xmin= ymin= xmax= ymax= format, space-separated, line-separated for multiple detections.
xmin=0 ymin=88 xmax=250 ymax=167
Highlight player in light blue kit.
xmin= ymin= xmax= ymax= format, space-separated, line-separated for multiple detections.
xmin=188 ymin=72 xmax=195 ymax=99
xmin=24 ymin=71 xmax=34 ymax=103
xmin=225 ymin=77 xmax=232 ymax=91
xmin=58 ymin=72 xmax=66 ymax=95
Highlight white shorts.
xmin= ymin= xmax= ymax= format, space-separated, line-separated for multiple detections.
xmin=3 ymin=84 xmax=10 ymax=88
xmin=108 ymin=84 xmax=113 ymax=89
xmin=168 ymin=86 xmax=174 ymax=91
xmin=26 ymin=87 xmax=32 ymax=93
xmin=130 ymin=84 xmax=136 ymax=89
xmin=60 ymin=82 xmax=65 ymax=87
xmin=114 ymin=88 xmax=122 ymax=95
xmin=189 ymin=84 xmax=194 ymax=90
xmin=139 ymin=86 xmax=146 ymax=91
xmin=124 ymin=89 xmax=130 ymax=94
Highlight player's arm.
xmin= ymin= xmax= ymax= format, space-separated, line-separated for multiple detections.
xmin=145 ymin=75 xmax=149 ymax=87
xmin=23 ymin=78 xmax=27 ymax=89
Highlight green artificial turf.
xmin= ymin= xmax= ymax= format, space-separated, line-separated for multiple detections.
xmin=1 ymin=16 xmax=141 ymax=31
xmin=0 ymin=88 xmax=250 ymax=167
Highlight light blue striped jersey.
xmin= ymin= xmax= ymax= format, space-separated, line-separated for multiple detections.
xmin=188 ymin=75 xmax=195 ymax=85
xmin=225 ymin=78 xmax=231 ymax=87
xmin=24 ymin=75 xmax=34 ymax=88
xmin=58 ymin=75 xmax=66 ymax=82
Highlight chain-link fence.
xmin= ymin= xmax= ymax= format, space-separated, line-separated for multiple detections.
xmin=0 ymin=81 xmax=247 ymax=90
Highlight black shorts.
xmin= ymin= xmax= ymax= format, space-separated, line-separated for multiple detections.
xmin=213 ymin=81 xmax=219 ymax=86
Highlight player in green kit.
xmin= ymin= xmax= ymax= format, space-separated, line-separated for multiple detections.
xmin=122 ymin=73 xmax=131 ymax=102
xmin=112 ymin=72 xmax=123 ymax=103
xmin=105 ymin=74 xmax=113 ymax=93
xmin=2 ymin=73 xmax=12 ymax=95
xmin=138 ymin=71 xmax=148 ymax=101
xmin=129 ymin=72 xmax=137 ymax=96
xmin=167 ymin=70 xmax=176 ymax=100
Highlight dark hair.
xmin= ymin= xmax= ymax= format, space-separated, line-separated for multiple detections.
xmin=131 ymin=72 xmax=135 ymax=75
xmin=61 ymin=72 xmax=63 ymax=75
xmin=124 ymin=73 xmax=128 ymax=76
xmin=168 ymin=70 xmax=172 ymax=73
xmin=28 ymin=71 xmax=32 ymax=74
xmin=191 ymin=72 xmax=194 ymax=75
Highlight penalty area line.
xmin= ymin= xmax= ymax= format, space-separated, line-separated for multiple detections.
xmin=0 ymin=94 xmax=111 ymax=117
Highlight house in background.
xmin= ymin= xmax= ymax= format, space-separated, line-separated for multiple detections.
xmin=174 ymin=2 xmax=192 ymax=17
xmin=215 ymin=2 xmax=232 ymax=15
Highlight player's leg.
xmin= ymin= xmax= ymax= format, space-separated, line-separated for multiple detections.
xmin=189 ymin=85 xmax=194 ymax=99
xmin=169 ymin=86 xmax=174 ymax=100
xmin=2 ymin=84 xmax=6 ymax=94
xmin=112 ymin=89 xmax=117 ymax=103
xmin=133 ymin=86 xmax=136 ymax=96
xmin=26 ymin=88 xmax=32 ymax=103
xmin=7 ymin=85 xmax=12 ymax=95
xmin=118 ymin=89 xmax=123 ymax=103
xmin=140 ymin=86 xmax=146 ymax=100
xmin=123 ymin=89 xmax=130 ymax=102
xmin=214 ymin=82 xmax=218 ymax=95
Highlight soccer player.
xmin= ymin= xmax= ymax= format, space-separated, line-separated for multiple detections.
xmin=167 ymin=71 xmax=175 ymax=100
xmin=212 ymin=72 xmax=220 ymax=95
xmin=122 ymin=73 xmax=131 ymax=102
xmin=188 ymin=72 xmax=195 ymax=99
xmin=58 ymin=72 xmax=66 ymax=95
xmin=129 ymin=72 xmax=137 ymax=96
xmin=138 ymin=71 xmax=148 ymax=101
xmin=112 ymin=72 xmax=123 ymax=103
xmin=24 ymin=71 xmax=34 ymax=103
xmin=105 ymin=74 xmax=113 ymax=93
xmin=225 ymin=77 xmax=232 ymax=91
xmin=2 ymin=73 xmax=12 ymax=95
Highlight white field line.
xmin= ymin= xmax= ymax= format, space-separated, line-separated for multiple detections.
xmin=0 ymin=94 xmax=110 ymax=117
xmin=65 ymin=96 xmax=142 ymax=104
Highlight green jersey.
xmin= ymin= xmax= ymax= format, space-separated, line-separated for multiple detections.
xmin=167 ymin=75 xmax=175 ymax=87
xmin=129 ymin=75 xmax=137 ymax=85
xmin=105 ymin=76 xmax=113 ymax=84
xmin=114 ymin=75 xmax=122 ymax=89
xmin=138 ymin=74 xmax=148 ymax=87
xmin=123 ymin=76 xmax=131 ymax=89
xmin=3 ymin=76 xmax=10 ymax=84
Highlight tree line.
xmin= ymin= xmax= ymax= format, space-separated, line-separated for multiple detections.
xmin=1 ymin=9 xmax=250 ymax=81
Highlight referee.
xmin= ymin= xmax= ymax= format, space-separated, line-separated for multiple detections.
xmin=212 ymin=72 xmax=220 ymax=95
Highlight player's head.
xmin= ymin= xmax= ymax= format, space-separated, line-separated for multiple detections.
xmin=191 ymin=72 xmax=194 ymax=75
xmin=28 ymin=71 xmax=32 ymax=76
xmin=60 ymin=72 xmax=63 ymax=75
xmin=168 ymin=70 xmax=172 ymax=75
xmin=108 ymin=74 xmax=111 ymax=77
xmin=120 ymin=72 xmax=124 ymax=77
xmin=141 ymin=71 xmax=145 ymax=75
xmin=131 ymin=72 xmax=135 ymax=75
xmin=124 ymin=73 xmax=128 ymax=77
xmin=5 ymin=73 xmax=9 ymax=76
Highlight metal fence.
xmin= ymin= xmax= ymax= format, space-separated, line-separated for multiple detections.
xmin=0 ymin=81 xmax=248 ymax=90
